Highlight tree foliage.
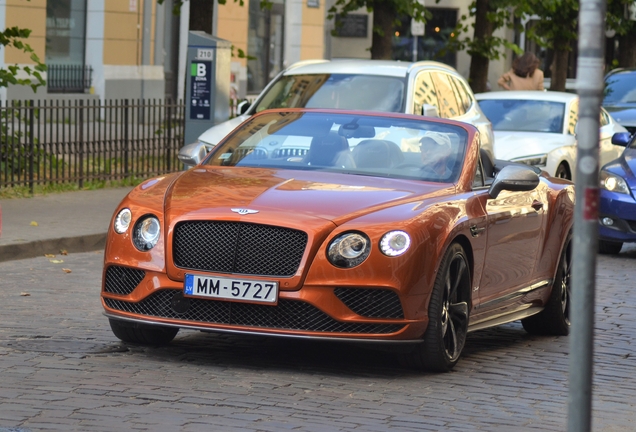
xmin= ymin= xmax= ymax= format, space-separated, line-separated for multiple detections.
xmin=0 ymin=26 xmax=46 ymax=91
xmin=516 ymin=0 xmax=579 ymax=91
xmin=607 ymin=0 xmax=636 ymax=68
xmin=443 ymin=0 xmax=522 ymax=92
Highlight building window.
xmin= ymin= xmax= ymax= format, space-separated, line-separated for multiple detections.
xmin=46 ymin=0 xmax=89 ymax=93
xmin=247 ymin=0 xmax=285 ymax=93
xmin=392 ymin=8 xmax=458 ymax=67
xmin=46 ymin=0 xmax=87 ymax=66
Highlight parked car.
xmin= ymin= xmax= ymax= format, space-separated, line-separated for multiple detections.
xmin=179 ymin=59 xmax=495 ymax=168
xmin=598 ymin=131 xmax=636 ymax=254
xmin=103 ymin=108 xmax=574 ymax=372
xmin=603 ymin=68 xmax=636 ymax=135
xmin=476 ymin=91 xmax=627 ymax=181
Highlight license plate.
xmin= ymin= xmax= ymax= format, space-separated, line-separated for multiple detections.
xmin=184 ymin=274 xmax=278 ymax=304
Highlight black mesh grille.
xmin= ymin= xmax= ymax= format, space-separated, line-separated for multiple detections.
xmin=104 ymin=289 xmax=404 ymax=334
xmin=173 ymin=221 xmax=308 ymax=277
xmin=272 ymin=148 xmax=308 ymax=158
xmin=104 ymin=266 xmax=146 ymax=295
xmin=334 ymin=288 xmax=404 ymax=319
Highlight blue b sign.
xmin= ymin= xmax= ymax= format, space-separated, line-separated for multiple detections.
xmin=190 ymin=60 xmax=212 ymax=120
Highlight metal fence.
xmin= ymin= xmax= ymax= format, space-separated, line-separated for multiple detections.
xmin=47 ymin=65 xmax=94 ymax=93
xmin=0 ymin=99 xmax=185 ymax=193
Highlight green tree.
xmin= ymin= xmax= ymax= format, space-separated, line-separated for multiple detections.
xmin=444 ymin=0 xmax=521 ymax=93
xmin=327 ymin=0 xmax=428 ymax=60
xmin=519 ymin=0 xmax=579 ymax=91
xmin=0 ymin=26 xmax=46 ymax=91
xmin=607 ymin=0 xmax=636 ymax=68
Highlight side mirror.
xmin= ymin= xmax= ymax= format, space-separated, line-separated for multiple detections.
xmin=611 ymin=131 xmax=631 ymax=147
xmin=177 ymin=141 xmax=214 ymax=168
xmin=237 ymin=100 xmax=251 ymax=115
xmin=422 ymin=104 xmax=439 ymax=118
xmin=488 ymin=164 xmax=540 ymax=199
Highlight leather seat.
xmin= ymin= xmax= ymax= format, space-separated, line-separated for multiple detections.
xmin=305 ymin=132 xmax=354 ymax=168
xmin=352 ymin=139 xmax=404 ymax=169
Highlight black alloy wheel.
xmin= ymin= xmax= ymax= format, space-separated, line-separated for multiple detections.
xmin=555 ymin=163 xmax=571 ymax=180
xmin=522 ymin=233 xmax=572 ymax=335
xmin=401 ymin=243 xmax=471 ymax=372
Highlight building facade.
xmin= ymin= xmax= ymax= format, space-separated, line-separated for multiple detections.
xmin=0 ymin=0 xmax=512 ymax=104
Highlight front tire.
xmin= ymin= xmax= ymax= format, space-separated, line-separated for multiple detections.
xmin=555 ymin=163 xmax=571 ymax=180
xmin=109 ymin=319 xmax=179 ymax=345
xmin=401 ymin=243 xmax=471 ymax=372
xmin=522 ymin=233 xmax=572 ymax=335
xmin=598 ymin=240 xmax=623 ymax=255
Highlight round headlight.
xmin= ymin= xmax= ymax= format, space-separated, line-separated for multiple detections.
xmin=600 ymin=170 xmax=630 ymax=194
xmin=132 ymin=216 xmax=161 ymax=251
xmin=327 ymin=232 xmax=371 ymax=268
xmin=380 ymin=231 xmax=411 ymax=256
xmin=114 ymin=208 xmax=132 ymax=234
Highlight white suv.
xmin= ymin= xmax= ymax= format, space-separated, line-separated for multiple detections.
xmin=180 ymin=59 xmax=494 ymax=167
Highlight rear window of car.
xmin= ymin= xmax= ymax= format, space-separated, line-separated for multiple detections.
xmin=478 ymin=99 xmax=565 ymax=133
xmin=604 ymin=71 xmax=636 ymax=104
xmin=254 ymin=74 xmax=406 ymax=113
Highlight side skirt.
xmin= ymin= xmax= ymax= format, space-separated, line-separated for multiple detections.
xmin=468 ymin=279 xmax=552 ymax=332
xmin=468 ymin=305 xmax=544 ymax=332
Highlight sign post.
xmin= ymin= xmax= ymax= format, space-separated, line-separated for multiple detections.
xmin=568 ymin=0 xmax=606 ymax=431
xmin=411 ymin=19 xmax=425 ymax=62
xmin=184 ymin=31 xmax=231 ymax=146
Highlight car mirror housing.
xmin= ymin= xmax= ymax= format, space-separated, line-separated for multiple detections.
xmin=488 ymin=165 xmax=540 ymax=199
xmin=422 ymin=104 xmax=439 ymax=118
xmin=611 ymin=131 xmax=631 ymax=147
xmin=177 ymin=141 xmax=213 ymax=168
xmin=237 ymin=100 xmax=251 ymax=115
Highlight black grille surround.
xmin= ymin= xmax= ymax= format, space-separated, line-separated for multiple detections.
xmin=173 ymin=221 xmax=308 ymax=277
xmin=334 ymin=288 xmax=404 ymax=319
xmin=104 ymin=266 xmax=146 ymax=295
xmin=104 ymin=289 xmax=405 ymax=335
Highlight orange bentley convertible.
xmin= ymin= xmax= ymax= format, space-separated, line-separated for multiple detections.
xmin=102 ymin=109 xmax=574 ymax=371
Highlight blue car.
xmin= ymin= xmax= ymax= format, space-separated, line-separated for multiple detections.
xmin=598 ymin=132 xmax=636 ymax=254
xmin=603 ymin=68 xmax=636 ymax=135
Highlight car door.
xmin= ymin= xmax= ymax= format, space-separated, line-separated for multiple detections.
xmin=474 ymin=175 xmax=546 ymax=312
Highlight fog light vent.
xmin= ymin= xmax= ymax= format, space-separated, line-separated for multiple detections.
xmin=602 ymin=217 xmax=614 ymax=226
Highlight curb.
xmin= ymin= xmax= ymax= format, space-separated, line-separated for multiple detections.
xmin=0 ymin=234 xmax=106 ymax=262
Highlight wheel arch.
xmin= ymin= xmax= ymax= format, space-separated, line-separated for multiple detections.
xmin=449 ymin=234 xmax=474 ymax=309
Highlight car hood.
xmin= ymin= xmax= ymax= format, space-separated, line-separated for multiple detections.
xmin=602 ymin=105 xmax=636 ymax=127
xmin=164 ymin=166 xmax=452 ymax=228
xmin=493 ymin=131 xmax=573 ymax=160
xmin=197 ymin=115 xmax=250 ymax=146
xmin=603 ymin=149 xmax=636 ymax=189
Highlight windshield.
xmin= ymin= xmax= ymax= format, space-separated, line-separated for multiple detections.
xmin=604 ymin=71 xmax=636 ymax=104
xmin=254 ymin=74 xmax=406 ymax=113
xmin=204 ymin=111 xmax=469 ymax=183
xmin=478 ymin=99 xmax=565 ymax=133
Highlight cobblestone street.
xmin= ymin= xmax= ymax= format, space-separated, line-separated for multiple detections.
xmin=0 ymin=248 xmax=635 ymax=431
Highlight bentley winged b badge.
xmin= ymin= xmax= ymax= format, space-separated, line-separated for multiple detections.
xmin=231 ymin=208 xmax=259 ymax=215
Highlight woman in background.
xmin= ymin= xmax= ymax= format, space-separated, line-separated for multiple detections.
xmin=498 ymin=52 xmax=545 ymax=91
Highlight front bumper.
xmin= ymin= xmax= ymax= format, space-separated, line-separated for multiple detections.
xmin=598 ymin=189 xmax=636 ymax=243
xmin=101 ymin=267 xmax=427 ymax=342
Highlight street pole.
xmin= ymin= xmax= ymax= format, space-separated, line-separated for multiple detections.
xmin=412 ymin=35 xmax=418 ymax=62
xmin=568 ymin=0 xmax=606 ymax=430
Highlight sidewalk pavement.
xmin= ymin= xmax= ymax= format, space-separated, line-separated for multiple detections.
xmin=0 ymin=187 xmax=134 ymax=262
